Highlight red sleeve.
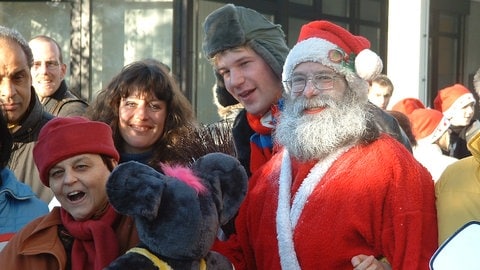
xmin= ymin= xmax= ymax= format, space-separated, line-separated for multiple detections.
xmin=379 ymin=138 xmax=438 ymax=269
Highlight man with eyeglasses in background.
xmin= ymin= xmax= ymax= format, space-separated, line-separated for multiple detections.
xmin=0 ymin=26 xmax=53 ymax=203
xmin=29 ymin=35 xmax=88 ymax=116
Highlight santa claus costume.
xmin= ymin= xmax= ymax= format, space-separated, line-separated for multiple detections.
xmin=213 ymin=20 xmax=438 ymax=270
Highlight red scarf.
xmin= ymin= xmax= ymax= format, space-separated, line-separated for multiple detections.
xmin=246 ymin=105 xmax=280 ymax=174
xmin=61 ymin=204 xmax=120 ymax=270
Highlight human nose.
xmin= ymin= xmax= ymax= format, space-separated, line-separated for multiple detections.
xmin=36 ymin=62 xmax=49 ymax=73
xmin=63 ymin=170 xmax=79 ymax=185
xmin=302 ymin=79 xmax=320 ymax=98
xmin=467 ymin=105 xmax=474 ymax=113
xmin=0 ymin=79 xmax=17 ymax=99
xmin=226 ymin=69 xmax=245 ymax=90
xmin=134 ymin=103 xmax=149 ymax=120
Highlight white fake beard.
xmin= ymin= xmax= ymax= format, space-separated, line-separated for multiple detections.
xmin=275 ymin=90 xmax=369 ymax=161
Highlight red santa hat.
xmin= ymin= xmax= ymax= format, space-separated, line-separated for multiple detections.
xmin=408 ymin=108 xmax=450 ymax=144
xmin=391 ymin=98 xmax=426 ymax=116
xmin=282 ymin=20 xmax=383 ymax=101
xmin=433 ymin=84 xmax=476 ymax=119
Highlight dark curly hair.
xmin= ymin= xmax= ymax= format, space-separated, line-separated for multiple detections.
xmin=86 ymin=59 xmax=201 ymax=169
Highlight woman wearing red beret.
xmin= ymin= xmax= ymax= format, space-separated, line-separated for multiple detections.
xmin=0 ymin=117 xmax=139 ymax=270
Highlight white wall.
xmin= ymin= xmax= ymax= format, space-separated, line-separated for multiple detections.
xmin=387 ymin=0 xmax=430 ymax=108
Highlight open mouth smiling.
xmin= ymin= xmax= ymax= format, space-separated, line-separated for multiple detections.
xmin=67 ymin=191 xmax=86 ymax=202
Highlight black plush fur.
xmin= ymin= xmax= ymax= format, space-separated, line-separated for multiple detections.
xmin=105 ymin=153 xmax=248 ymax=270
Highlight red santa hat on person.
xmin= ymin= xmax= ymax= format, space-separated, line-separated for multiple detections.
xmin=282 ymin=20 xmax=383 ymax=102
xmin=433 ymin=84 xmax=476 ymax=119
xmin=408 ymin=108 xmax=450 ymax=145
xmin=391 ymin=98 xmax=426 ymax=116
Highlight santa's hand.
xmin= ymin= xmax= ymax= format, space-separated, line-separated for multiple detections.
xmin=351 ymin=254 xmax=391 ymax=270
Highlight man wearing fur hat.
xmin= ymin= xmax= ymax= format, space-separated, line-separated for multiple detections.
xmin=213 ymin=20 xmax=437 ymax=270
xmin=203 ymin=4 xmax=289 ymax=177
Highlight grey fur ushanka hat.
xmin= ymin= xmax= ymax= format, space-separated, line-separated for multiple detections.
xmin=202 ymin=4 xmax=289 ymax=107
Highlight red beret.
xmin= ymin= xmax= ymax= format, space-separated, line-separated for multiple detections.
xmin=33 ymin=117 xmax=119 ymax=187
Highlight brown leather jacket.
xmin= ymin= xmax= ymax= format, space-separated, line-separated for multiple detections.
xmin=0 ymin=207 xmax=139 ymax=270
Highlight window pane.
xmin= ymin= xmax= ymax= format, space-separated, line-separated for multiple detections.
xmin=288 ymin=17 xmax=310 ymax=46
xmin=437 ymin=36 xmax=458 ymax=88
xmin=360 ymin=25 xmax=381 ymax=53
xmin=360 ymin=0 xmax=381 ymax=22
xmin=289 ymin=0 xmax=313 ymax=4
xmin=91 ymin=0 xmax=173 ymax=95
xmin=439 ymin=14 xmax=458 ymax=33
xmin=322 ymin=0 xmax=349 ymax=17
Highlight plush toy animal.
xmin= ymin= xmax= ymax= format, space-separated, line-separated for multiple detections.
xmin=105 ymin=152 xmax=248 ymax=270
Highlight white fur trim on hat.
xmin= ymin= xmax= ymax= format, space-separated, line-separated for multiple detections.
xmin=418 ymin=116 xmax=450 ymax=145
xmin=443 ymin=93 xmax=476 ymax=119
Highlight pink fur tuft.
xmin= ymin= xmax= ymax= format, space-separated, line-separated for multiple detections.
xmin=160 ymin=163 xmax=207 ymax=194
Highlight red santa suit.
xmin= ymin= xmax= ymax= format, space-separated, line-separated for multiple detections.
xmin=214 ymin=134 xmax=438 ymax=270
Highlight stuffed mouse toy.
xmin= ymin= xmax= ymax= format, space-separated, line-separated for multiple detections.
xmin=105 ymin=152 xmax=247 ymax=270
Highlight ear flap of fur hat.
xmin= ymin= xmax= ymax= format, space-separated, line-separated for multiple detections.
xmin=192 ymin=152 xmax=248 ymax=225
xmin=213 ymin=70 xmax=239 ymax=107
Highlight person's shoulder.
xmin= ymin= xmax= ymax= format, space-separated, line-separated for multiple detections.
xmin=55 ymin=100 xmax=88 ymax=117
xmin=365 ymin=133 xmax=411 ymax=154
xmin=439 ymin=155 xmax=475 ymax=178
xmin=1 ymin=168 xmax=39 ymax=197
xmin=436 ymin=156 xmax=476 ymax=193
xmin=0 ymin=210 xmax=60 ymax=264
xmin=361 ymin=134 xmax=430 ymax=177
xmin=53 ymin=90 xmax=88 ymax=117
xmin=7 ymin=210 xmax=58 ymax=241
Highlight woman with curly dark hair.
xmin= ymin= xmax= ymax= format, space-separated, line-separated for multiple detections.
xmin=86 ymin=59 xmax=206 ymax=170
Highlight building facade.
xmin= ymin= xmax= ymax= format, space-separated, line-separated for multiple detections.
xmin=0 ymin=0 xmax=478 ymax=123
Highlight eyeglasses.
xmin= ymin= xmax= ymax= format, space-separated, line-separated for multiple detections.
xmin=32 ymin=60 xmax=60 ymax=70
xmin=284 ymin=73 xmax=339 ymax=94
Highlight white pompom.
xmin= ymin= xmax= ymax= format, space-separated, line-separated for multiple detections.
xmin=355 ymin=49 xmax=383 ymax=81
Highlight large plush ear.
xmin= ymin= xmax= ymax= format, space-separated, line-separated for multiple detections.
xmin=192 ymin=152 xmax=248 ymax=225
xmin=106 ymin=161 xmax=166 ymax=220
